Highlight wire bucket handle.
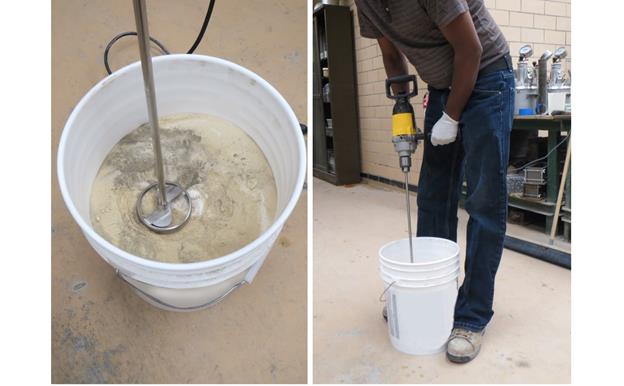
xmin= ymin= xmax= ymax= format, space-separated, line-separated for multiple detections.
xmin=116 ymin=269 xmax=247 ymax=311
xmin=379 ymin=280 xmax=397 ymax=302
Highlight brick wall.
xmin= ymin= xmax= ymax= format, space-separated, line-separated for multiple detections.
xmin=342 ymin=0 xmax=571 ymax=185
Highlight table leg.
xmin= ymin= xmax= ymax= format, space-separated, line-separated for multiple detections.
xmin=546 ymin=130 xmax=561 ymax=233
xmin=564 ymin=153 xmax=571 ymax=241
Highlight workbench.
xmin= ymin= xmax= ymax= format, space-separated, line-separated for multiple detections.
xmin=508 ymin=115 xmax=571 ymax=238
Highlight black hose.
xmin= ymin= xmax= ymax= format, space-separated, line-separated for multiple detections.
xmin=103 ymin=0 xmax=216 ymax=75
xmin=504 ymin=235 xmax=571 ymax=269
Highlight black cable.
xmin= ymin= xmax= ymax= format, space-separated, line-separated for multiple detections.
xmin=103 ymin=0 xmax=216 ymax=75
xmin=186 ymin=0 xmax=216 ymax=54
xmin=507 ymin=135 xmax=569 ymax=173
xmin=104 ymin=32 xmax=170 ymax=75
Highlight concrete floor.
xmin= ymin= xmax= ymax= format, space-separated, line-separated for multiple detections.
xmin=52 ymin=1 xmax=306 ymax=383
xmin=313 ymin=178 xmax=570 ymax=384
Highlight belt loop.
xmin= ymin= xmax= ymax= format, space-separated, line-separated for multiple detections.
xmin=504 ymin=52 xmax=512 ymax=71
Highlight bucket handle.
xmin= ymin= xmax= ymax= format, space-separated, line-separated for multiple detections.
xmin=378 ymin=281 xmax=397 ymax=302
xmin=116 ymin=269 xmax=248 ymax=311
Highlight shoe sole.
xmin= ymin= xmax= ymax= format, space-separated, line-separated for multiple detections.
xmin=446 ymin=345 xmax=481 ymax=364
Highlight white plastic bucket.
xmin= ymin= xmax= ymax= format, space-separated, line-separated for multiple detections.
xmin=57 ymin=55 xmax=306 ymax=311
xmin=379 ymin=237 xmax=460 ymax=355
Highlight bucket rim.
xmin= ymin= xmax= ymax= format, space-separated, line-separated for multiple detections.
xmin=379 ymin=264 xmax=459 ymax=281
xmin=380 ymin=265 xmax=460 ymax=283
xmin=57 ymin=54 xmax=306 ymax=273
xmin=380 ymin=255 xmax=459 ymax=273
xmin=378 ymin=237 xmax=460 ymax=267
xmin=380 ymin=271 xmax=459 ymax=289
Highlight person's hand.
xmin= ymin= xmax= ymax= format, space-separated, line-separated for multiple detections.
xmin=431 ymin=111 xmax=459 ymax=146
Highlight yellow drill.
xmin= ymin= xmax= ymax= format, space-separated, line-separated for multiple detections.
xmin=385 ymin=75 xmax=425 ymax=262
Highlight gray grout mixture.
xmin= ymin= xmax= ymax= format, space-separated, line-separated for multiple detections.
xmin=90 ymin=113 xmax=277 ymax=263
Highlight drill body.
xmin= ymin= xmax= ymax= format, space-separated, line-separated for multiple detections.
xmin=386 ymin=75 xmax=423 ymax=173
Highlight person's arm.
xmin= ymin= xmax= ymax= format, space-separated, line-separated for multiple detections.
xmin=377 ymin=37 xmax=409 ymax=95
xmin=438 ymin=11 xmax=482 ymax=121
xmin=429 ymin=10 xmax=482 ymax=146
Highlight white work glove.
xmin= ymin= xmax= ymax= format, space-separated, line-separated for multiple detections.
xmin=431 ymin=111 xmax=459 ymax=146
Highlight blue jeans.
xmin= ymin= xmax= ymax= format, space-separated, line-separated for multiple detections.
xmin=416 ymin=65 xmax=515 ymax=332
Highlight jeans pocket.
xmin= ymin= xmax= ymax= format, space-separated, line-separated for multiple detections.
xmin=473 ymin=78 xmax=505 ymax=94
xmin=465 ymin=87 xmax=503 ymax=117
xmin=472 ymin=88 xmax=502 ymax=96
xmin=461 ymin=87 xmax=504 ymax=143
xmin=473 ymin=76 xmax=507 ymax=96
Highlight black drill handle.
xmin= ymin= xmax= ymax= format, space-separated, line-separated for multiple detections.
xmin=386 ymin=75 xmax=418 ymax=100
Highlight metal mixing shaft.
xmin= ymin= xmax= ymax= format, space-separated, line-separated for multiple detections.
xmin=394 ymin=137 xmax=417 ymax=263
xmin=403 ymin=171 xmax=414 ymax=263
xmin=132 ymin=0 xmax=192 ymax=233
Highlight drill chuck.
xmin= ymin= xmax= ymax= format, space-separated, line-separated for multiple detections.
xmin=399 ymin=156 xmax=411 ymax=172
xmin=393 ymin=135 xmax=417 ymax=172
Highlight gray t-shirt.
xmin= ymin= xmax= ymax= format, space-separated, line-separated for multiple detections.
xmin=355 ymin=0 xmax=509 ymax=89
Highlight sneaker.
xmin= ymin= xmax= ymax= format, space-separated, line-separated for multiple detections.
xmin=446 ymin=328 xmax=484 ymax=363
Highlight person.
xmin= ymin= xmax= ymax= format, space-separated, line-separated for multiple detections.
xmin=355 ymin=0 xmax=515 ymax=363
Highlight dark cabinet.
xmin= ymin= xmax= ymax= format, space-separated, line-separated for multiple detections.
xmin=313 ymin=4 xmax=361 ymax=185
